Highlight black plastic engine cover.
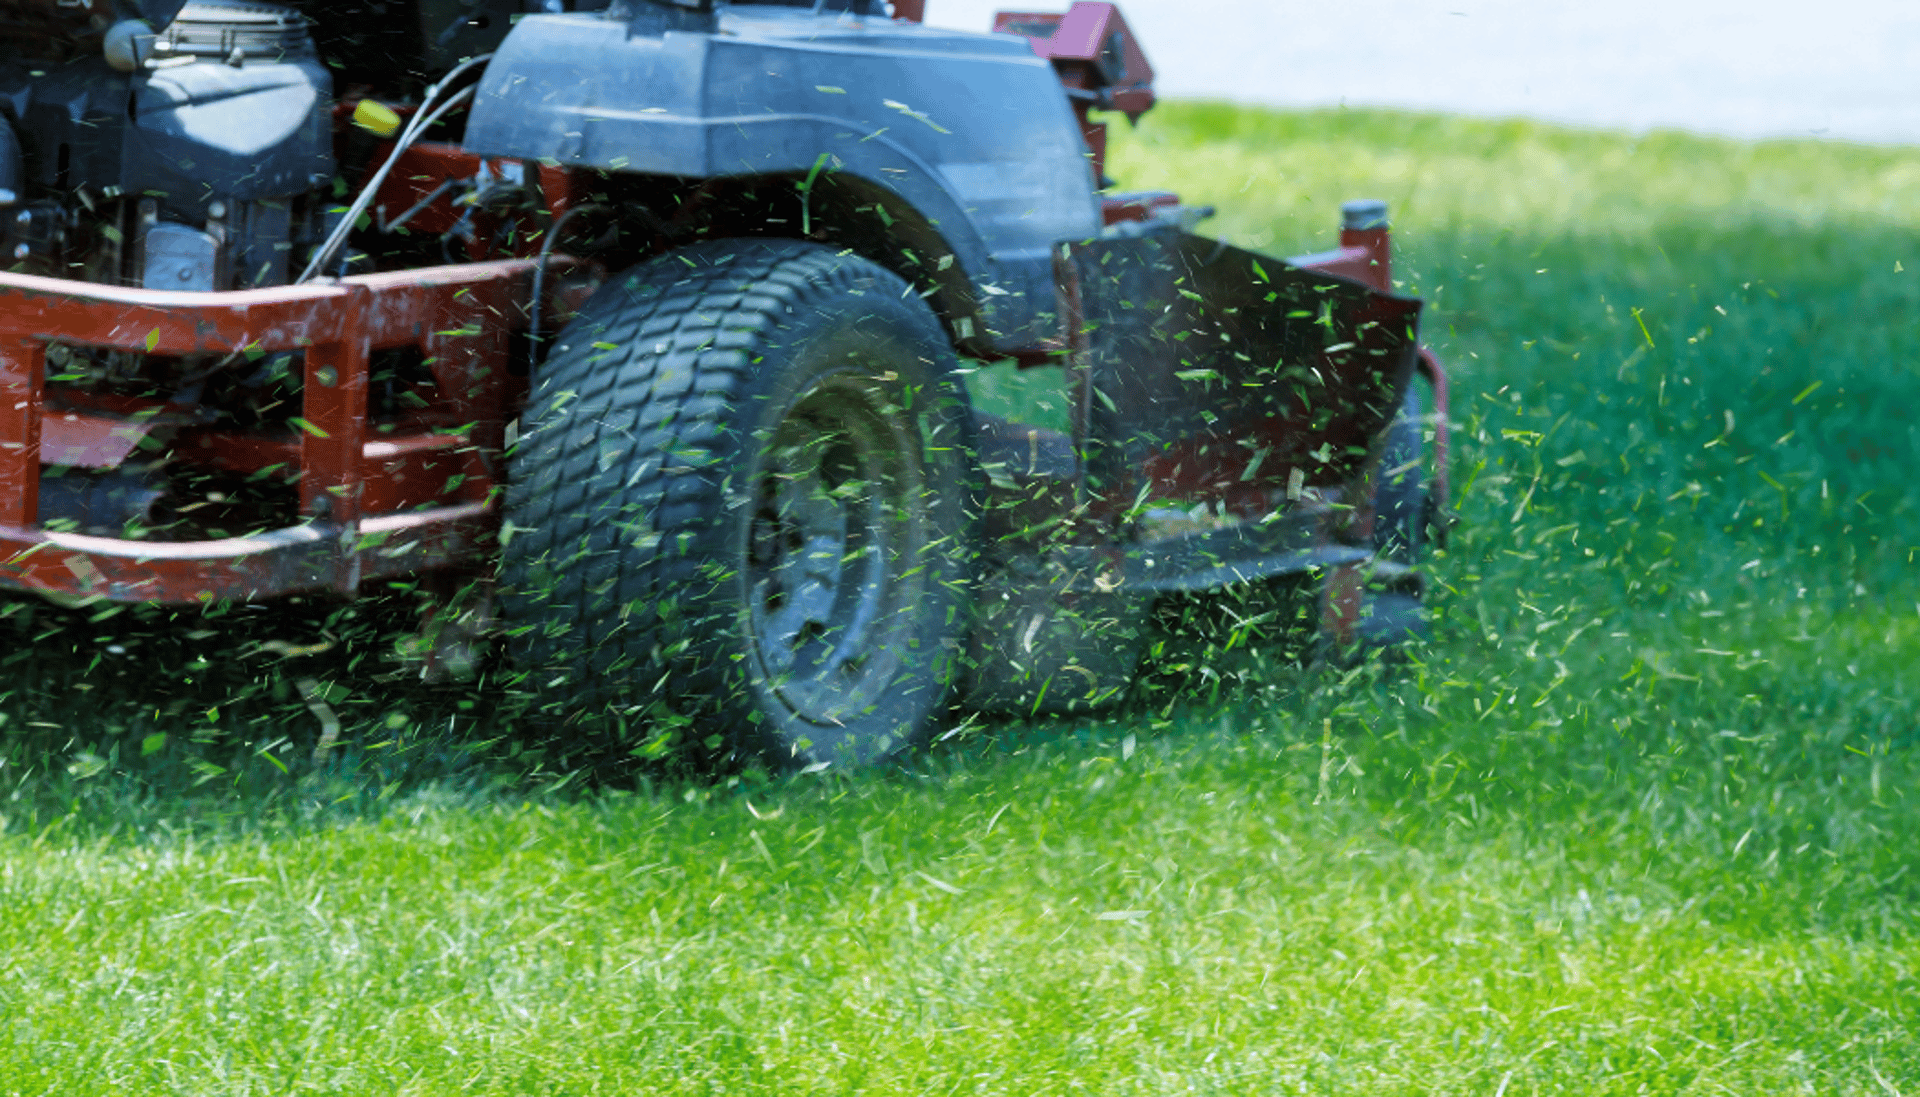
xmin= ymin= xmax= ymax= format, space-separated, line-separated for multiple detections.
xmin=0 ymin=116 xmax=19 ymax=203
xmin=0 ymin=2 xmax=191 ymax=60
xmin=0 ymin=53 xmax=332 ymax=218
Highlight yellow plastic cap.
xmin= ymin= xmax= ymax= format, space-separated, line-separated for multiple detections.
xmin=352 ymin=99 xmax=403 ymax=138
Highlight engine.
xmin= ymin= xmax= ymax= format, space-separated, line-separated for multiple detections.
xmin=0 ymin=0 xmax=540 ymax=536
xmin=0 ymin=0 xmax=335 ymax=290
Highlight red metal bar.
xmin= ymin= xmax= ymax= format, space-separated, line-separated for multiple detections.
xmin=41 ymin=410 xmax=157 ymax=469
xmin=300 ymin=285 xmax=372 ymax=524
xmin=1418 ymin=345 xmax=1452 ymax=520
xmin=174 ymin=428 xmax=487 ymax=514
xmin=1052 ymin=242 xmax=1090 ymax=505
xmin=361 ymin=434 xmax=491 ymax=514
xmin=0 ymin=273 xmax=348 ymax=356
xmin=0 ymin=258 xmax=544 ymax=603
xmin=0 ymin=503 xmax=490 ymax=604
xmin=172 ymin=430 xmax=298 ymax=476
xmin=0 ymin=260 xmax=538 ymax=359
xmin=405 ymin=267 xmax=519 ymax=461
xmin=0 ymin=336 xmax=43 ymax=527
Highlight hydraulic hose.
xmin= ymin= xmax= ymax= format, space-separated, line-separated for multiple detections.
xmin=297 ymin=53 xmax=494 ymax=284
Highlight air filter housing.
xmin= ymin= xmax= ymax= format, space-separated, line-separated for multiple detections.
xmin=154 ymin=1 xmax=316 ymax=61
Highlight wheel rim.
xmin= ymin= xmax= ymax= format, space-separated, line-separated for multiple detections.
xmin=745 ymin=370 xmax=929 ymax=727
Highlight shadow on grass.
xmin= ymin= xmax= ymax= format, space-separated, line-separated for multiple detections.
xmin=0 ymin=569 xmax=1327 ymax=834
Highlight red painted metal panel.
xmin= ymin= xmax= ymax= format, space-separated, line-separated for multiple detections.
xmin=1291 ymin=239 xmax=1392 ymax=294
xmin=1069 ymin=230 xmax=1420 ymax=534
xmin=995 ymin=3 xmax=1157 ymax=183
xmin=1101 ymin=191 xmax=1179 ymax=225
xmin=1338 ymin=225 xmax=1393 ymax=292
xmin=996 ymin=3 xmax=1155 ymax=109
xmin=1046 ymin=3 xmax=1123 ymax=64
xmin=174 ymin=428 xmax=488 ymax=513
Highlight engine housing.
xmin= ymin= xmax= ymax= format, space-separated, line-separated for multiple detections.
xmin=0 ymin=1 xmax=333 ymax=288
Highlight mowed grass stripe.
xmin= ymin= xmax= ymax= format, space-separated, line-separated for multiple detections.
xmin=5 ymin=739 xmax=1915 ymax=1093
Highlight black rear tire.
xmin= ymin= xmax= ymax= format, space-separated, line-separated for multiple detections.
xmin=500 ymin=239 xmax=975 ymax=768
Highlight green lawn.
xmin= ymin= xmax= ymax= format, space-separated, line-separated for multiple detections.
xmin=1 ymin=105 xmax=1917 ymax=1094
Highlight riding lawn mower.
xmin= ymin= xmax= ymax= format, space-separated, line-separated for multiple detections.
xmin=0 ymin=0 xmax=1450 ymax=766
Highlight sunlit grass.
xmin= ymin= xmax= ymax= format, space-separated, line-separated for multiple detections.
xmin=5 ymin=729 xmax=1915 ymax=1093
xmin=0 ymin=104 xmax=1915 ymax=1093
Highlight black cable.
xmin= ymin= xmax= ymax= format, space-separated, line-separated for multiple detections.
xmin=528 ymin=203 xmax=599 ymax=369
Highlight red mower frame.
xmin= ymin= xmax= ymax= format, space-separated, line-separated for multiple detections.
xmin=0 ymin=215 xmax=1449 ymax=616
xmin=0 ymin=260 xmax=532 ymax=603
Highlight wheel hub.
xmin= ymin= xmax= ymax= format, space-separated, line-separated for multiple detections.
xmin=745 ymin=374 xmax=925 ymax=725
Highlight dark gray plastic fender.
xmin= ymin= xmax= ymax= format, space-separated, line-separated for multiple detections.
xmin=464 ymin=8 xmax=1102 ymax=350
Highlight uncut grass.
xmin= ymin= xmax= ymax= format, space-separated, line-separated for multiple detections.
xmin=1 ymin=105 xmax=1917 ymax=1093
